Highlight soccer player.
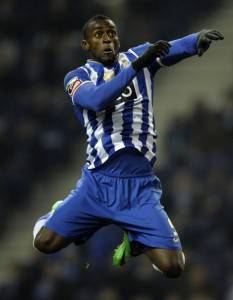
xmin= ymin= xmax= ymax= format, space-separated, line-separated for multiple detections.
xmin=33 ymin=15 xmax=223 ymax=278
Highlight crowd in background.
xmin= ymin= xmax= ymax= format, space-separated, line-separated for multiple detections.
xmin=1 ymin=0 xmax=231 ymax=299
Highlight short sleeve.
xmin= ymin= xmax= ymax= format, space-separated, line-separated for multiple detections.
xmin=64 ymin=67 xmax=91 ymax=104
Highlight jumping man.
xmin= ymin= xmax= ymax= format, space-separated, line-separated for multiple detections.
xmin=33 ymin=15 xmax=223 ymax=278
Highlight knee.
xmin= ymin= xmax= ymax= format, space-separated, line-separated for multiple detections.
xmin=162 ymin=253 xmax=185 ymax=278
xmin=163 ymin=261 xmax=184 ymax=278
xmin=34 ymin=230 xmax=61 ymax=254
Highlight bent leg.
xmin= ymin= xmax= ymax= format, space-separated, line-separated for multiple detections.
xmin=34 ymin=226 xmax=72 ymax=254
xmin=145 ymin=248 xmax=185 ymax=278
xmin=33 ymin=170 xmax=106 ymax=254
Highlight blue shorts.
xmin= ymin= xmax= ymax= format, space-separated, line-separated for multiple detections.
xmin=46 ymin=149 xmax=182 ymax=251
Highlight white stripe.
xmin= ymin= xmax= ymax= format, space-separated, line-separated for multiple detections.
xmin=93 ymin=112 xmax=109 ymax=164
xmin=111 ymin=104 xmax=125 ymax=152
xmin=66 ymin=76 xmax=78 ymax=90
xmin=144 ymin=68 xmax=152 ymax=101
xmin=79 ymin=66 xmax=90 ymax=76
xmin=83 ymin=109 xmax=90 ymax=128
xmin=143 ymin=68 xmax=157 ymax=161
xmin=83 ymin=109 xmax=96 ymax=164
xmin=145 ymin=137 xmax=157 ymax=161
xmin=85 ymin=63 xmax=98 ymax=84
xmin=131 ymin=77 xmax=144 ymax=150
xmin=128 ymin=48 xmax=139 ymax=58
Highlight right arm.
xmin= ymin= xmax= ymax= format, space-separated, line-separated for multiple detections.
xmin=64 ymin=66 xmax=137 ymax=112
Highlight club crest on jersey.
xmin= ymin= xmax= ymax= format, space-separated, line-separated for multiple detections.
xmin=103 ymin=70 xmax=115 ymax=81
xmin=119 ymin=53 xmax=130 ymax=69
xmin=66 ymin=77 xmax=83 ymax=96
xmin=121 ymin=58 xmax=130 ymax=68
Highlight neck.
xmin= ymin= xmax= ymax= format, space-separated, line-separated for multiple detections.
xmin=88 ymin=56 xmax=118 ymax=67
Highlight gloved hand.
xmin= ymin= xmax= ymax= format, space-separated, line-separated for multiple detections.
xmin=197 ymin=29 xmax=224 ymax=57
xmin=132 ymin=40 xmax=171 ymax=72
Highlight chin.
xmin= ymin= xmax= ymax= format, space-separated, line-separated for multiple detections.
xmin=102 ymin=58 xmax=116 ymax=67
xmin=101 ymin=54 xmax=117 ymax=66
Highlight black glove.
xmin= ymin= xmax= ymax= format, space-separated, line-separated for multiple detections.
xmin=132 ymin=40 xmax=171 ymax=72
xmin=197 ymin=29 xmax=224 ymax=57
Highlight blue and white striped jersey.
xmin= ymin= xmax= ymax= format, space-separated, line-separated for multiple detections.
xmin=64 ymin=33 xmax=198 ymax=169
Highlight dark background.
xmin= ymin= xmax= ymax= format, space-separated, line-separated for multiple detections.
xmin=0 ymin=0 xmax=232 ymax=299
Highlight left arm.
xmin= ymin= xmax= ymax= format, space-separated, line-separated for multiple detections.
xmin=158 ymin=33 xmax=199 ymax=67
xmin=151 ymin=29 xmax=224 ymax=73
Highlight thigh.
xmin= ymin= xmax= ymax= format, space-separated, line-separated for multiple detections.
xmin=45 ymin=169 xmax=106 ymax=244
xmin=127 ymin=205 xmax=182 ymax=254
xmin=114 ymin=175 xmax=182 ymax=252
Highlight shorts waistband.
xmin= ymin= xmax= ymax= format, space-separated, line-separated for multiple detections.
xmin=89 ymin=148 xmax=154 ymax=177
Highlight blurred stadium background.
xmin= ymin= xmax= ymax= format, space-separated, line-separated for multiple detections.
xmin=0 ymin=0 xmax=233 ymax=299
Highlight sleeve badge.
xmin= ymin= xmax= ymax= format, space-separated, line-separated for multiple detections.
xmin=66 ymin=77 xmax=83 ymax=96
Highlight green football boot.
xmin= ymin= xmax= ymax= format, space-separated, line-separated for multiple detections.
xmin=112 ymin=232 xmax=132 ymax=267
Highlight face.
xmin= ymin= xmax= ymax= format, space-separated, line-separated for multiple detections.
xmin=82 ymin=19 xmax=120 ymax=66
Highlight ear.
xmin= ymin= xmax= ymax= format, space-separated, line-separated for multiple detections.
xmin=81 ymin=39 xmax=90 ymax=51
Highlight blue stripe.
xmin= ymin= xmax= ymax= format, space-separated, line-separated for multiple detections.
xmin=121 ymin=98 xmax=134 ymax=147
xmin=150 ymin=156 xmax=157 ymax=166
xmin=152 ymin=140 xmax=157 ymax=154
xmin=101 ymin=106 xmax=115 ymax=156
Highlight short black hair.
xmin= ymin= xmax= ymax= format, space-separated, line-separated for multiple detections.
xmin=82 ymin=15 xmax=113 ymax=39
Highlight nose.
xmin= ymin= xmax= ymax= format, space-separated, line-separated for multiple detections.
xmin=103 ymin=32 xmax=111 ymax=43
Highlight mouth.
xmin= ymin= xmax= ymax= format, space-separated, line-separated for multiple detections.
xmin=103 ymin=47 xmax=114 ymax=54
